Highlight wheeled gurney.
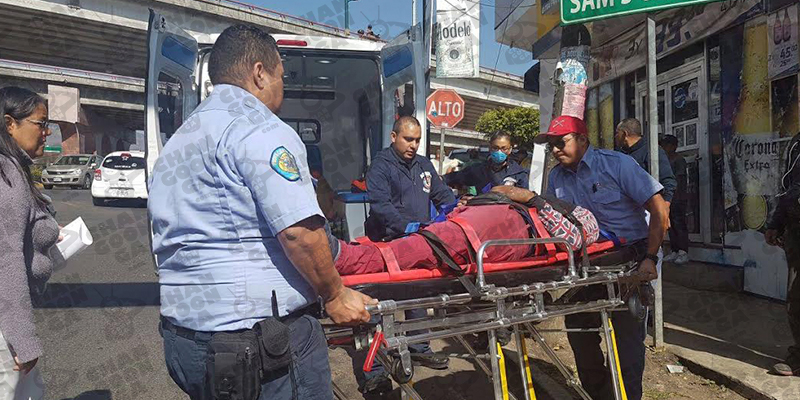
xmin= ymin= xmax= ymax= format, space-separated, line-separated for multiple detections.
xmin=326 ymin=227 xmax=648 ymax=400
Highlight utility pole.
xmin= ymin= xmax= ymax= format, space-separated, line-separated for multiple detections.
xmin=646 ymin=14 xmax=664 ymax=350
xmin=344 ymin=0 xmax=358 ymax=30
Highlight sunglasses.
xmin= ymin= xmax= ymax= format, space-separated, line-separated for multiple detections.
xmin=547 ymin=135 xmax=574 ymax=151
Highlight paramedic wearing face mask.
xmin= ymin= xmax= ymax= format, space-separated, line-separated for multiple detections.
xmin=445 ymin=131 xmax=529 ymax=192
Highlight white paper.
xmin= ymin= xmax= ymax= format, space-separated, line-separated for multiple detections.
xmin=56 ymin=217 xmax=93 ymax=260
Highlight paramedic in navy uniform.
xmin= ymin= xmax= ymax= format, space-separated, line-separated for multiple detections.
xmin=445 ymin=131 xmax=529 ymax=191
xmin=537 ymin=116 xmax=669 ymax=400
xmin=148 ymin=25 xmax=375 ymax=400
xmin=359 ymin=115 xmax=455 ymax=395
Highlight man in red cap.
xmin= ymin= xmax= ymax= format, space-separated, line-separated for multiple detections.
xmin=535 ymin=115 xmax=670 ymax=400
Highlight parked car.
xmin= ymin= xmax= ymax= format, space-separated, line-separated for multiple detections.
xmin=41 ymin=154 xmax=100 ymax=190
xmin=91 ymin=151 xmax=147 ymax=206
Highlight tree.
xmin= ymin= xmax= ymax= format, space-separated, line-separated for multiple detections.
xmin=475 ymin=106 xmax=540 ymax=150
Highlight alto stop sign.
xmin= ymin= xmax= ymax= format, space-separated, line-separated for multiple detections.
xmin=426 ymin=89 xmax=465 ymax=128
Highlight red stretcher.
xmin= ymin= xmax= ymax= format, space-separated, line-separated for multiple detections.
xmin=340 ymin=205 xmax=622 ymax=288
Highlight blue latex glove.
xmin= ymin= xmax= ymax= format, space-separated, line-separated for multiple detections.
xmin=481 ymin=182 xmax=493 ymax=194
xmin=435 ymin=201 xmax=458 ymax=221
xmin=404 ymin=222 xmax=421 ymax=234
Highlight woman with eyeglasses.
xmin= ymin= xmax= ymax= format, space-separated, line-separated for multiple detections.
xmin=444 ymin=131 xmax=530 ymax=195
xmin=0 ymin=86 xmax=60 ymax=400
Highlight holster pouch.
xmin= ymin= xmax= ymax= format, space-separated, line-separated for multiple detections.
xmin=254 ymin=317 xmax=292 ymax=373
xmin=206 ymin=330 xmax=262 ymax=400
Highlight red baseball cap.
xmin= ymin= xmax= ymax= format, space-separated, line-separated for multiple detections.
xmin=534 ymin=115 xmax=587 ymax=144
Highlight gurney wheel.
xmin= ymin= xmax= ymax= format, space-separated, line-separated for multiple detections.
xmin=391 ymin=358 xmax=414 ymax=384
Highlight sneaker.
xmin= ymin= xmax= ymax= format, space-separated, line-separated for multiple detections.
xmin=773 ymin=353 xmax=800 ymax=376
xmin=663 ymin=251 xmax=679 ymax=262
xmin=674 ymin=250 xmax=689 ymax=265
xmin=410 ymin=352 xmax=450 ymax=370
xmin=359 ymin=375 xmax=393 ymax=396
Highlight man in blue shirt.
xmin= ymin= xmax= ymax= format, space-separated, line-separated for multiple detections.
xmin=360 ymin=116 xmax=455 ymax=395
xmin=148 ymin=25 xmax=375 ymax=400
xmin=445 ymin=131 xmax=530 ymax=192
xmin=537 ymin=115 xmax=669 ymax=400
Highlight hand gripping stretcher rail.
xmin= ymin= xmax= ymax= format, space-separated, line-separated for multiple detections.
xmin=324 ymin=210 xmax=650 ymax=400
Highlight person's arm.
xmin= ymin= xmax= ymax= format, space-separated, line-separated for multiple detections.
xmin=0 ymin=165 xmax=42 ymax=369
xmin=617 ymin=155 xmax=667 ymax=281
xmin=635 ymin=193 xmax=670 ymax=281
xmin=427 ymin=162 xmax=456 ymax=207
xmin=366 ymin=162 xmax=412 ymax=234
xmin=228 ymin=122 xmax=374 ymax=325
xmin=278 ymin=216 xmax=374 ymax=324
xmin=657 ymin=148 xmax=677 ymax=204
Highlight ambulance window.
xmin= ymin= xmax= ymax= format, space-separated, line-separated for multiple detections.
xmin=157 ymin=72 xmax=184 ymax=146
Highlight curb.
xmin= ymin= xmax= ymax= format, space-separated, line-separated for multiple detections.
xmin=668 ymin=346 xmax=777 ymax=400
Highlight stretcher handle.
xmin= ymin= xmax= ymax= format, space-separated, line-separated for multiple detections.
xmin=363 ymin=331 xmax=386 ymax=373
xmin=476 ymin=237 xmax=577 ymax=290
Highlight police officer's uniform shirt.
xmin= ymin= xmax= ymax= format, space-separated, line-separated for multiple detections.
xmin=546 ymin=146 xmax=663 ymax=242
xmin=148 ymin=84 xmax=323 ymax=331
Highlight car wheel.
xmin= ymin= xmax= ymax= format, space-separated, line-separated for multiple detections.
xmin=82 ymin=174 xmax=92 ymax=190
xmin=44 ymin=184 xmax=53 ymax=190
xmin=92 ymin=197 xmax=104 ymax=206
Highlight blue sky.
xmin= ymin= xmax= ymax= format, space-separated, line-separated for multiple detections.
xmin=251 ymin=0 xmax=535 ymax=76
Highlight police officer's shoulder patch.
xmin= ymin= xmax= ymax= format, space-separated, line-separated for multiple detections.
xmin=270 ymin=146 xmax=301 ymax=181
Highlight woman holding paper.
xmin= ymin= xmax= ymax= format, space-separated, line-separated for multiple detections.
xmin=0 ymin=86 xmax=58 ymax=400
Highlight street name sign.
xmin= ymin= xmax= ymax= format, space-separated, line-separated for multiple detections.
xmin=561 ymin=0 xmax=724 ymax=25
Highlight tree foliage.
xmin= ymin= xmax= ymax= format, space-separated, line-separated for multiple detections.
xmin=475 ymin=106 xmax=540 ymax=150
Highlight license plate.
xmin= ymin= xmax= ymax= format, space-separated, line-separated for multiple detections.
xmin=111 ymin=188 xmax=132 ymax=197
xmin=53 ymin=177 xmax=62 ymax=182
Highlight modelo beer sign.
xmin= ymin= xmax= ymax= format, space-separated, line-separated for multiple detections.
xmin=436 ymin=0 xmax=480 ymax=78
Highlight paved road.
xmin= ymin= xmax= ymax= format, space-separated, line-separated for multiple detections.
xmin=38 ymin=189 xmax=183 ymax=400
xmin=37 ymin=189 xmax=566 ymax=400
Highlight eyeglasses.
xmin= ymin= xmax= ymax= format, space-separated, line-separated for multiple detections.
xmin=24 ymin=118 xmax=50 ymax=131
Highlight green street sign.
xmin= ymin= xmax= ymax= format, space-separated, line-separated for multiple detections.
xmin=44 ymin=145 xmax=61 ymax=153
xmin=561 ymin=0 xmax=723 ymax=25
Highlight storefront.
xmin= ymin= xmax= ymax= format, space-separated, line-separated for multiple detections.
xmin=497 ymin=0 xmax=799 ymax=300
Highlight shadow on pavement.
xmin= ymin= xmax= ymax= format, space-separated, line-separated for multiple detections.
xmin=35 ymin=282 xmax=159 ymax=309
xmin=59 ymin=389 xmax=113 ymax=400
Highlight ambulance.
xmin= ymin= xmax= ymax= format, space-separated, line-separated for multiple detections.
xmin=144 ymin=10 xmax=432 ymax=241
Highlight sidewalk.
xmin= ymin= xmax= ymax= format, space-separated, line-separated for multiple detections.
xmin=661 ymin=264 xmax=800 ymax=400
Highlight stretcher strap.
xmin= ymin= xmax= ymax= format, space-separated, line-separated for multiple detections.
xmin=418 ymin=230 xmax=481 ymax=298
xmin=450 ymin=216 xmax=482 ymax=258
xmin=528 ymin=209 xmax=557 ymax=258
xmin=354 ymin=236 xmax=372 ymax=245
xmin=372 ymin=242 xmax=402 ymax=274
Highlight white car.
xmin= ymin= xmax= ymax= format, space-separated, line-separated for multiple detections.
xmin=91 ymin=151 xmax=148 ymax=206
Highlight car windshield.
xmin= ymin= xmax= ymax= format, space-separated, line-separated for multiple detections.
xmin=54 ymin=156 xmax=90 ymax=165
xmin=103 ymin=155 xmax=145 ymax=170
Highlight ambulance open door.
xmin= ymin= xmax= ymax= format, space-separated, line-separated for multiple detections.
xmin=144 ymin=9 xmax=199 ymax=186
xmin=379 ymin=23 xmax=428 ymax=152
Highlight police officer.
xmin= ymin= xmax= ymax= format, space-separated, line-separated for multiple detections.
xmin=766 ymin=131 xmax=800 ymax=377
xmin=148 ymin=25 xmax=375 ymax=400
xmin=445 ymin=131 xmax=530 ymax=192
xmin=360 ymin=115 xmax=454 ymax=396
xmin=537 ymin=116 xmax=669 ymax=400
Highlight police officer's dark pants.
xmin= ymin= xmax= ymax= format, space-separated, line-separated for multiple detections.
xmin=160 ymin=315 xmax=332 ymax=400
xmin=668 ymin=201 xmax=689 ymax=252
xmin=565 ymin=287 xmax=646 ymax=400
xmin=784 ymin=225 xmax=800 ymax=359
xmin=355 ymin=308 xmax=431 ymax=386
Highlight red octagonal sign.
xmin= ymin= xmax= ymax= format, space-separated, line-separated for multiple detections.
xmin=426 ymin=89 xmax=465 ymax=129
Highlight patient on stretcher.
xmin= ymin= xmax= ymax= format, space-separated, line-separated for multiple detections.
xmin=332 ymin=186 xmax=600 ymax=276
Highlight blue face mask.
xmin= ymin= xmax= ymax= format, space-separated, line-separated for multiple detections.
xmin=489 ymin=150 xmax=508 ymax=164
